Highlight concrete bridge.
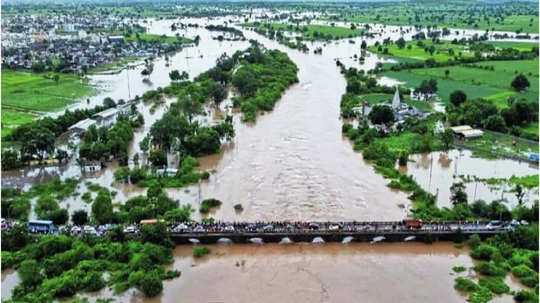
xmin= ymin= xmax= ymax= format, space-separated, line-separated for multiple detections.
xmin=169 ymin=220 xmax=508 ymax=244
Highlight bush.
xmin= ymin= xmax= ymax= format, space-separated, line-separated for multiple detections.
xmin=468 ymin=234 xmax=482 ymax=249
xmin=139 ymin=271 xmax=163 ymax=297
xmin=468 ymin=286 xmax=493 ymax=303
xmin=470 ymin=244 xmax=498 ymax=261
xmin=199 ymin=198 xmax=222 ymax=214
xmin=478 ymin=277 xmax=509 ymax=294
xmin=514 ymin=289 xmax=539 ymax=303
xmin=452 ymin=266 xmax=466 ymax=273
xmin=193 ymin=246 xmax=211 ymax=258
xmin=519 ymin=274 xmax=538 ymax=288
xmin=234 ymin=203 xmax=244 ymax=211
xmin=512 ymin=264 xmax=537 ymax=278
xmin=474 ymin=262 xmax=507 ymax=276
xmin=454 ymin=277 xmax=479 ymax=292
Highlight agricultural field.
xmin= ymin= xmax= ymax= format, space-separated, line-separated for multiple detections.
xmin=369 ymin=40 xmax=474 ymax=62
xmin=243 ymin=22 xmax=365 ymax=41
xmin=486 ymin=41 xmax=539 ymax=52
xmin=1 ymin=109 xmax=37 ymax=138
xmin=124 ymin=33 xmax=193 ymax=44
xmin=1 ymin=70 xmax=95 ymax=136
xmin=380 ymin=59 xmax=539 ymax=107
xmin=329 ymin=2 xmax=539 ymax=34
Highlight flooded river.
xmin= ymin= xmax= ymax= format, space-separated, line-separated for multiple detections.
xmin=1 ymin=15 xmax=537 ymax=302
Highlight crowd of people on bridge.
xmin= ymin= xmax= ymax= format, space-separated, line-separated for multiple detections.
xmin=167 ymin=220 xmax=507 ymax=234
xmin=6 ymin=218 xmax=520 ymax=236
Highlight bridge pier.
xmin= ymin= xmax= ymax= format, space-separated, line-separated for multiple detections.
xmin=171 ymin=230 xmax=498 ymax=245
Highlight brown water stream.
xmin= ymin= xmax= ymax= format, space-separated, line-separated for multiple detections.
xmin=1 ymin=15 xmax=536 ymax=303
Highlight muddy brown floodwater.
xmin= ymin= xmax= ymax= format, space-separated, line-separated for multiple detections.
xmin=60 ymin=242 xmax=519 ymax=303
xmin=401 ymin=150 xmax=539 ymax=208
xmin=1 ymin=15 xmax=536 ymax=303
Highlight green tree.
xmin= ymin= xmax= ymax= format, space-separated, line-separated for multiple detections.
xmin=396 ymin=37 xmax=406 ymax=49
xmin=72 ymin=210 xmax=89 ymax=226
xmin=515 ymin=184 xmax=525 ymax=205
xmin=440 ymin=128 xmax=454 ymax=150
xmin=368 ymin=105 xmax=394 ymax=125
xmin=148 ymin=149 xmax=167 ymax=167
xmin=92 ymin=190 xmax=113 ymax=224
xmin=483 ymin=115 xmax=507 ymax=132
xmin=450 ymin=182 xmax=468 ymax=205
xmin=176 ymin=92 xmax=203 ymax=122
xmin=511 ymin=74 xmax=530 ymax=91
xmin=232 ymin=66 xmax=259 ymax=97
xmin=169 ymin=69 xmax=181 ymax=81
xmin=18 ymin=260 xmax=44 ymax=287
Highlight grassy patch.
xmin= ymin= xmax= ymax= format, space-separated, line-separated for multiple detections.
xmin=487 ymin=41 xmax=539 ymax=52
xmin=380 ymin=59 xmax=539 ymax=106
xmin=193 ymin=246 xmax=211 ymax=258
xmin=1 ymin=69 xmax=95 ymax=134
xmin=521 ymin=122 xmax=539 ymax=136
xmin=124 ymin=33 xmax=192 ymax=44
xmin=334 ymin=2 xmax=538 ymax=34
xmin=509 ymin=175 xmax=539 ymax=189
xmin=369 ymin=40 xmax=473 ymax=62
xmin=1 ymin=109 xmax=37 ymax=138
xmin=2 ymin=69 xmax=95 ymax=112
xmin=243 ymin=22 xmax=364 ymax=41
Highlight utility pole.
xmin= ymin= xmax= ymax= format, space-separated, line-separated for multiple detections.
xmin=126 ymin=67 xmax=131 ymax=100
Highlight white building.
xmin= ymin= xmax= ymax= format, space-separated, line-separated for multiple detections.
xmin=93 ymin=108 xmax=118 ymax=127
xmin=450 ymin=125 xmax=484 ymax=140
xmin=68 ymin=118 xmax=96 ymax=135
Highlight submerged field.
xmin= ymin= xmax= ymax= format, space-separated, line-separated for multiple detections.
xmin=1 ymin=70 xmax=95 ymax=137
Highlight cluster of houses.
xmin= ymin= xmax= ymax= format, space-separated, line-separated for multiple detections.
xmin=1 ymin=13 xmax=190 ymax=73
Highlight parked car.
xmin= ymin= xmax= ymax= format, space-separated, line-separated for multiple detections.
xmin=123 ymin=225 xmax=136 ymax=233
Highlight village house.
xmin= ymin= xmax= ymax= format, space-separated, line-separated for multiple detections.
xmin=450 ymin=125 xmax=484 ymax=140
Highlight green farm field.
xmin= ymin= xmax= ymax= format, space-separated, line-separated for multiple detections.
xmin=1 ymin=109 xmax=37 ymax=138
xmin=369 ymin=40 xmax=474 ymax=62
xmin=380 ymin=59 xmax=539 ymax=107
xmin=125 ymin=33 xmax=193 ymax=44
xmin=244 ymin=22 xmax=364 ymax=41
xmin=330 ymin=2 xmax=539 ymax=34
xmin=486 ymin=41 xmax=539 ymax=52
xmin=1 ymin=70 xmax=96 ymax=137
